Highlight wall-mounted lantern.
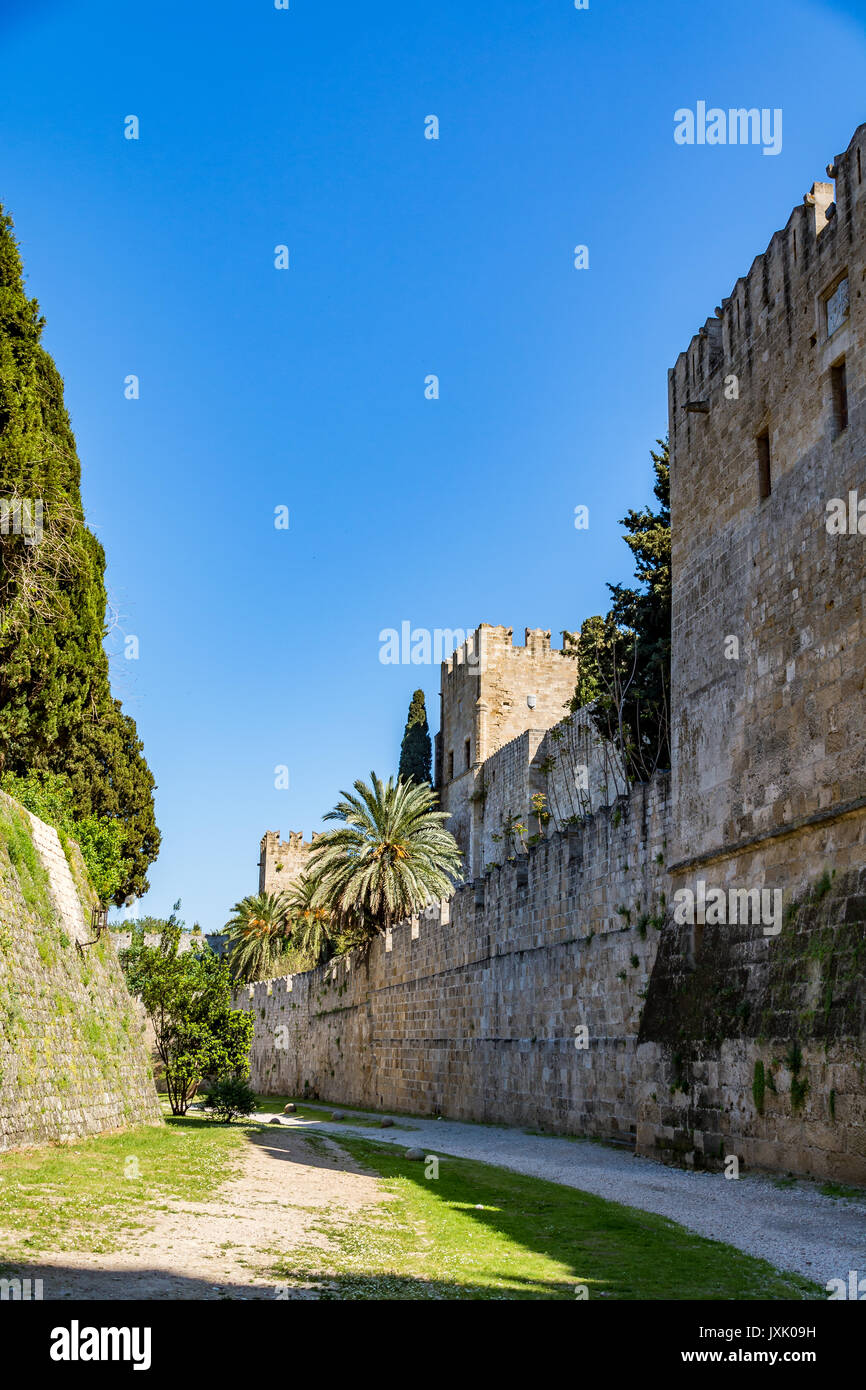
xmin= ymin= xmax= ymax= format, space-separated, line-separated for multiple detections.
xmin=77 ymin=904 xmax=108 ymax=953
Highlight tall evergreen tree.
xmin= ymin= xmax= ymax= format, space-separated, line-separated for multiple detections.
xmin=0 ymin=204 xmax=159 ymax=901
xmin=398 ymin=689 xmax=432 ymax=785
xmin=568 ymin=440 xmax=671 ymax=779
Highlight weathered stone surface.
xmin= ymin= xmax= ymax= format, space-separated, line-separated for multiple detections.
xmin=241 ymin=784 xmax=670 ymax=1147
xmin=258 ymin=830 xmax=321 ymax=897
xmin=0 ymin=792 xmax=161 ymax=1153
xmin=435 ymin=626 xmax=578 ymax=875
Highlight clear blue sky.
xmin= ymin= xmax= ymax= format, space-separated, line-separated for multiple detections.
xmin=1 ymin=0 xmax=864 ymax=929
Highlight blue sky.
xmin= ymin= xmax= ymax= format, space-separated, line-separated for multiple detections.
xmin=1 ymin=0 xmax=864 ymax=928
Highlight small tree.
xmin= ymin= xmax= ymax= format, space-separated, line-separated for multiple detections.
xmin=119 ymin=920 xmax=254 ymax=1116
xmin=398 ymin=689 xmax=432 ymax=785
xmin=206 ymin=1077 xmax=257 ymax=1123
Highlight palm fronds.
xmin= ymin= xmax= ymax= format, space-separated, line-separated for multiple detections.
xmin=304 ymin=773 xmax=463 ymax=943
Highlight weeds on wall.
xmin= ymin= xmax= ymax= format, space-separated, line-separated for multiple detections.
xmin=0 ymin=796 xmax=55 ymax=927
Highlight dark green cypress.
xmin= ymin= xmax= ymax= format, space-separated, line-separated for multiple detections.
xmin=568 ymin=439 xmax=671 ymax=779
xmin=0 ymin=204 xmax=160 ymax=901
xmin=398 ymin=689 xmax=432 ymax=785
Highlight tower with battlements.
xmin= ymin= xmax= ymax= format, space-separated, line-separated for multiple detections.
xmin=434 ymin=625 xmax=578 ymax=875
xmin=258 ymin=830 xmax=320 ymax=897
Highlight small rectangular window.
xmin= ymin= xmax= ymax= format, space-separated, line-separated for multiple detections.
xmin=447 ymin=751 xmax=454 ymax=781
xmin=464 ymin=738 xmax=471 ymax=770
xmin=831 ymin=359 xmax=848 ymax=437
xmin=757 ymin=431 xmax=771 ymax=500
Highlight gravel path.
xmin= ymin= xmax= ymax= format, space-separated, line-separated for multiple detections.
xmin=262 ymin=1106 xmax=866 ymax=1290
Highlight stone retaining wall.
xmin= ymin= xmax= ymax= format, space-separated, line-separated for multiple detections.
xmin=0 ymin=792 xmax=161 ymax=1152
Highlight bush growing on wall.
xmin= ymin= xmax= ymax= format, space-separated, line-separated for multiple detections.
xmin=1 ymin=770 xmax=124 ymax=904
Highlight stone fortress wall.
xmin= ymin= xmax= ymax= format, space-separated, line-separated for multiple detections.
xmin=0 ymin=792 xmax=161 ymax=1152
xmin=246 ymin=776 xmax=671 ymax=1145
xmin=639 ymin=122 xmax=866 ymax=1178
xmin=244 ymin=124 xmax=866 ymax=1181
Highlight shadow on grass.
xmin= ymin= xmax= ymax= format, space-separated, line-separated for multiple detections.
xmin=0 ymin=1259 xmax=303 ymax=1301
xmin=257 ymin=1131 xmax=825 ymax=1302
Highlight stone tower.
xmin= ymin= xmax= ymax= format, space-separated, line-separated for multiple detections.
xmin=668 ymin=125 xmax=866 ymax=885
xmin=434 ymin=624 xmax=577 ymax=875
xmin=258 ymin=830 xmax=319 ymax=897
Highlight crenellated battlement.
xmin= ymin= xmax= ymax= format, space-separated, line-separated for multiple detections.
xmin=671 ymin=123 xmax=866 ymax=411
xmin=258 ymin=829 xmax=319 ymax=896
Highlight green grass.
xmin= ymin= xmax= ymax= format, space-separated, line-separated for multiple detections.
xmin=269 ymin=1136 xmax=824 ymax=1301
xmin=0 ymin=1118 xmax=249 ymax=1258
xmin=818 ymin=1181 xmax=866 ymax=1203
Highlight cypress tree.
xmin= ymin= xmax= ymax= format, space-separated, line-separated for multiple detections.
xmin=568 ymin=439 xmax=671 ymax=779
xmin=398 ymin=689 xmax=432 ymax=785
xmin=0 ymin=204 xmax=160 ymax=901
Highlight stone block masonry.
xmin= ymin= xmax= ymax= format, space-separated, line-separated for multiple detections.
xmin=435 ymin=626 xmax=578 ymax=876
xmin=242 ymin=776 xmax=671 ymax=1143
xmin=0 ymin=792 xmax=161 ymax=1152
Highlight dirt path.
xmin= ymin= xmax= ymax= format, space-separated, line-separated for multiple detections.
xmin=5 ymin=1129 xmax=386 ymax=1300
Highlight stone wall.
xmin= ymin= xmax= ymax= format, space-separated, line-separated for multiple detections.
xmin=635 ymin=120 xmax=866 ymax=1179
xmin=240 ymin=127 xmax=866 ymax=1182
xmin=634 ymin=809 xmax=866 ymax=1180
xmin=637 ymin=815 xmax=866 ymax=1182
xmin=242 ymin=781 xmax=865 ymax=1180
xmin=111 ymin=929 xmax=204 ymax=955
xmin=241 ymin=775 xmax=671 ymax=1142
xmin=477 ymin=708 xmax=630 ymax=872
xmin=0 ymin=791 xmax=161 ymax=1152
xmin=669 ymin=126 xmax=866 ymax=868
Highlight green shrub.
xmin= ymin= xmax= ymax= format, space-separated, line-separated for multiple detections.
xmin=1 ymin=771 xmax=123 ymax=903
xmin=206 ymin=1077 xmax=257 ymax=1123
xmin=0 ymin=797 xmax=55 ymax=925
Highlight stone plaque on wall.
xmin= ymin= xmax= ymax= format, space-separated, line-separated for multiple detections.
xmin=826 ymin=276 xmax=849 ymax=337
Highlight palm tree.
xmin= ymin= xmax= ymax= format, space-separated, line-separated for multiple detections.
xmin=285 ymin=874 xmax=333 ymax=966
xmin=222 ymin=891 xmax=291 ymax=983
xmin=305 ymin=773 xmax=463 ymax=942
